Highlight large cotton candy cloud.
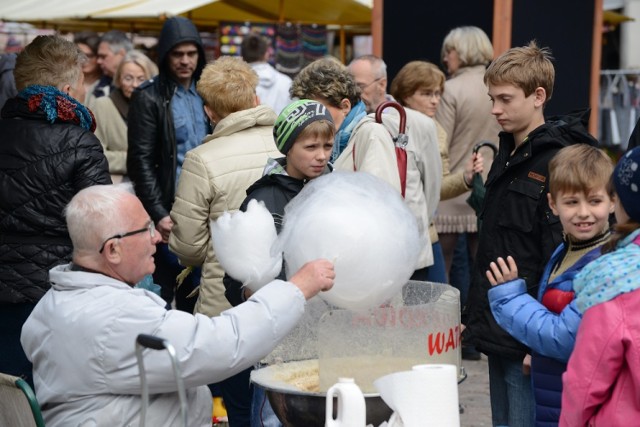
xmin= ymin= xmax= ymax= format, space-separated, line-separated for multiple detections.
xmin=210 ymin=199 xmax=282 ymax=291
xmin=275 ymin=171 xmax=423 ymax=311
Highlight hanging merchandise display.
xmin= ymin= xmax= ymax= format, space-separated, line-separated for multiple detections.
xmin=301 ymin=24 xmax=328 ymax=68
xmin=219 ymin=22 xmax=276 ymax=58
xmin=275 ymin=22 xmax=302 ymax=78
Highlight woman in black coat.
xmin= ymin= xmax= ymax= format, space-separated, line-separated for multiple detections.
xmin=0 ymin=35 xmax=111 ymax=386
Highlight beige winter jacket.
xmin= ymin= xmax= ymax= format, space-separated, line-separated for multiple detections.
xmin=434 ymin=65 xmax=500 ymax=233
xmin=428 ymin=120 xmax=471 ymax=243
xmin=334 ymin=116 xmax=402 ymax=193
xmin=169 ymin=105 xmax=280 ymax=317
xmin=93 ymin=96 xmax=128 ymax=181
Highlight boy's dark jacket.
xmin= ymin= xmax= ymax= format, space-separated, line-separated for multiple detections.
xmin=465 ymin=109 xmax=599 ymax=359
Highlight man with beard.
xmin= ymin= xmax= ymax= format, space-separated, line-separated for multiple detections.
xmin=127 ymin=17 xmax=210 ymax=314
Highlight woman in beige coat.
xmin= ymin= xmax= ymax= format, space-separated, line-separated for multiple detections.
xmin=434 ymin=26 xmax=500 ymax=289
xmin=92 ymin=50 xmax=157 ymax=183
xmin=391 ymin=60 xmax=483 ymax=284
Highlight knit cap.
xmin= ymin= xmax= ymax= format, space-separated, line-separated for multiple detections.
xmin=273 ymin=99 xmax=333 ymax=154
xmin=613 ymin=146 xmax=640 ymax=223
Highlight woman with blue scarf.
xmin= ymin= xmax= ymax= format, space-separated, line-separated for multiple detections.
xmin=561 ymin=147 xmax=640 ymax=426
xmin=0 ymin=35 xmax=111 ymax=387
xmin=290 ymin=57 xmax=401 ymax=193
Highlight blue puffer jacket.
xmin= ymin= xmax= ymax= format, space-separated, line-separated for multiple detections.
xmin=488 ymin=242 xmax=602 ymax=426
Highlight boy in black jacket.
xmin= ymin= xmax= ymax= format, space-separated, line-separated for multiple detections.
xmin=463 ymin=41 xmax=599 ymax=427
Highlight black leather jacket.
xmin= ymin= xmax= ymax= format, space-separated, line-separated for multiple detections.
xmin=465 ymin=110 xmax=599 ymax=359
xmin=127 ymin=17 xmax=208 ymax=222
xmin=0 ymin=96 xmax=111 ymax=303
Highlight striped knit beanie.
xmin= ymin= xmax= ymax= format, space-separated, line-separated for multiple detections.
xmin=273 ymin=99 xmax=333 ymax=154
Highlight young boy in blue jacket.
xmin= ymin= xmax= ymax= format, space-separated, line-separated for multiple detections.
xmin=486 ymin=144 xmax=614 ymax=426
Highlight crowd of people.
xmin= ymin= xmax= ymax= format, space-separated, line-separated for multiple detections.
xmin=1 ymin=16 xmax=640 ymax=427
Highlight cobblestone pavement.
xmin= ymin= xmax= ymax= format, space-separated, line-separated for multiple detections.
xmin=459 ymin=355 xmax=492 ymax=427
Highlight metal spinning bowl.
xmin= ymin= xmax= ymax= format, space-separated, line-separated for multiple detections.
xmin=265 ymin=387 xmax=392 ymax=427
xmin=251 ymin=361 xmax=393 ymax=427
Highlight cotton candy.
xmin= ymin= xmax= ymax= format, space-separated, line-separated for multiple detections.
xmin=275 ymin=171 xmax=423 ymax=311
xmin=210 ymin=199 xmax=282 ymax=292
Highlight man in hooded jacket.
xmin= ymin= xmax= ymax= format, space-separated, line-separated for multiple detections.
xmin=127 ymin=17 xmax=210 ymax=313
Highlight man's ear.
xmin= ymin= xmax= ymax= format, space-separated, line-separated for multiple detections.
xmin=378 ymin=77 xmax=388 ymax=91
xmin=61 ymin=83 xmax=72 ymax=96
xmin=534 ymin=87 xmax=547 ymax=108
xmin=102 ymin=240 xmax=123 ymax=265
xmin=547 ymin=193 xmax=559 ymax=216
xmin=254 ymin=94 xmax=260 ymax=107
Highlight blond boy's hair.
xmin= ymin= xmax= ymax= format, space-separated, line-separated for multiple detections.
xmin=548 ymin=144 xmax=614 ymax=199
xmin=295 ymin=120 xmax=335 ymax=147
xmin=484 ymin=40 xmax=555 ymax=105
xmin=197 ymin=56 xmax=258 ymax=119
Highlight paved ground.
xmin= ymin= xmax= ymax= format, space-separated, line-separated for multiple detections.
xmin=459 ymin=355 xmax=492 ymax=426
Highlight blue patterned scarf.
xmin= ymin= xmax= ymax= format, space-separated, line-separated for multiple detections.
xmin=574 ymin=228 xmax=640 ymax=313
xmin=332 ymin=100 xmax=366 ymax=162
xmin=18 ymin=85 xmax=96 ymax=132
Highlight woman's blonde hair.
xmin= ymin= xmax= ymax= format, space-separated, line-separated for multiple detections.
xmin=197 ymin=56 xmax=258 ymax=118
xmin=113 ymin=50 xmax=158 ymax=89
xmin=14 ymin=35 xmax=85 ymax=91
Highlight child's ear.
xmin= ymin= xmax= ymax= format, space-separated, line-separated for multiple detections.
xmin=533 ymin=87 xmax=547 ymax=108
xmin=609 ymin=195 xmax=616 ymax=214
xmin=547 ymin=193 xmax=559 ymax=216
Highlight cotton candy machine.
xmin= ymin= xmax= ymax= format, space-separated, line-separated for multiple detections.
xmin=251 ymin=281 xmax=463 ymax=427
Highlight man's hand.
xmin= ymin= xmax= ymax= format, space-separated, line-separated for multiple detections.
xmin=156 ymin=216 xmax=174 ymax=243
xmin=486 ymin=256 xmax=518 ymax=286
xmin=289 ymin=259 xmax=335 ymax=300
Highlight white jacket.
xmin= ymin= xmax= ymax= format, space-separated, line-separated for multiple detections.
xmin=21 ymin=264 xmax=306 ymax=427
xmin=379 ymin=107 xmax=442 ymax=269
xmin=251 ymin=62 xmax=292 ymax=115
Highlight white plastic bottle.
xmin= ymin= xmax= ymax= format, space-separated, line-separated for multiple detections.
xmin=325 ymin=377 xmax=366 ymax=427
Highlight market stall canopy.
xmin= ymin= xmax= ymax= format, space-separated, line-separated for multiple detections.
xmin=0 ymin=0 xmax=373 ymax=27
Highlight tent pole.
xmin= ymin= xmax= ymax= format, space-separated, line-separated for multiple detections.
xmin=492 ymin=0 xmax=512 ymax=58
xmin=372 ymin=0 xmax=383 ymax=56
xmin=340 ymin=26 xmax=346 ymax=63
xmin=589 ymin=0 xmax=603 ymax=137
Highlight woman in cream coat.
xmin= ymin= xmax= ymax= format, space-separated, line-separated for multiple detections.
xmin=434 ymin=26 xmax=500 ymax=282
xmin=93 ymin=50 xmax=158 ymax=183
xmin=391 ymin=60 xmax=483 ymax=284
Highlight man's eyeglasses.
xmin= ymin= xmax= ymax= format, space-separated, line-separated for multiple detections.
xmin=98 ymin=221 xmax=155 ymax=253
xmin=356 ymin=77 xmax=383 ymax=91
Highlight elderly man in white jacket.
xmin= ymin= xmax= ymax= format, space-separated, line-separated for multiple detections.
xmin=20 ymin=184 xmax=334 ymax=427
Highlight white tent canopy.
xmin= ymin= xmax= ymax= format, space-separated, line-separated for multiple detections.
xmin=0 ymin=0 xmax=373 ymax=26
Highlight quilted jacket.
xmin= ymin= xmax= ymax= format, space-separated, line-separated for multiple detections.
xmin=0 ymin=96 xmax=111 ymax=303
xmin=169 ymin=105 xmax=281 ymax=317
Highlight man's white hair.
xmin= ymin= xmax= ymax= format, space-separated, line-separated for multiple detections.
xmin=65 ymin=184 xmax=136 ymax=254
